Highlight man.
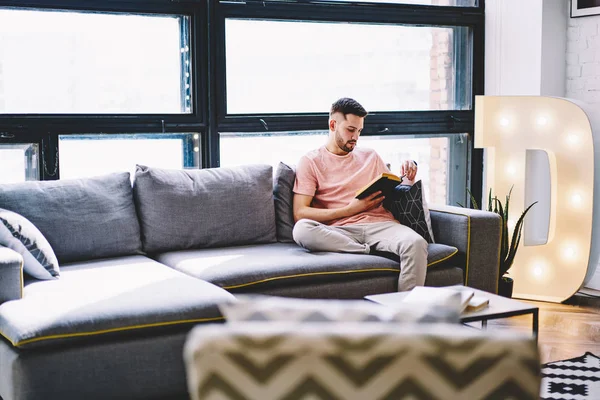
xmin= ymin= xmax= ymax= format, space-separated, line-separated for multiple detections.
xmin=292 ymin=97 xmax=428 ymax=291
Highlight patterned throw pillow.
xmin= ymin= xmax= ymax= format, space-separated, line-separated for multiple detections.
xmin=0 ymin=208 xmax=59 ymax=279
xmin=220 ymin=295 xmax=460 ymax=324
xmin=383 ymin=180 xmax=435 ymax=243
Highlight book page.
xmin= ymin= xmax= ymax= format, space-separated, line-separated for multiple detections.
xmin=402 ymin=286 xmax=474 ymax=312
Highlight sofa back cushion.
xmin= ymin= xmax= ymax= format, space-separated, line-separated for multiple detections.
xmin=0 ymin=173 xmax=143 ymax=264
xmin=134 ymin=164 xmax=276 ymax=253
xmin=273 ymin=162 xmax=296 ymax=243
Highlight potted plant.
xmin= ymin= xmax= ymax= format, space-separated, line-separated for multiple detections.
xmin=459 ymin=187 xmax=537 ymax=297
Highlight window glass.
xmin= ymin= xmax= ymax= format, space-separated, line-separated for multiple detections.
xmin=0 ymin=143 xmax=39 ymax=183
xmin=225 ymin=19 xmax=470 ymax=114
xmin=0 ymin=9 xmax=191 ymax=114
xmin=219 ymin=131 xmax=469 ymax=205
xmin=322 ymin=0 xmax=477 ymax=6
xmin=58 ymin=133 xmax=200 ymax=180
xmin=220 ymin=131 xmax=327 ymax=168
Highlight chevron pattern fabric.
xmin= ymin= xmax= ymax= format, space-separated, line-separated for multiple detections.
xmin=383 ymin=181 xmax=434 ymax=243
xmin=220 ymin=295 xmax=460 ymax=324
xmin=185 ymin=323 xmax=541 ymax=400
xmin=540 ymin=352 xmax=600 ymax=399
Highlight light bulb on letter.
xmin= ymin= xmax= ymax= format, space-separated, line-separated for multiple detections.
xmin=566 ymin=134 xmax=580 ymax=146
xmin=562 ymin=244 xmax=577 ymax=262
xmin=571 ymin=193 xmax=583 ymax=208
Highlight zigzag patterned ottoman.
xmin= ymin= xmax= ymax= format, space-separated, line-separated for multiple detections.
xmin=184 ymin=322 xmax=541 ymax=400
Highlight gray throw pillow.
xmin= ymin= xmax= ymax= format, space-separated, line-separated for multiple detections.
xmin=134 ymin=164 xmax=277 ymax=253
xmin=273 ymin=162 xmax=296 ymax=243
xmin=383 ymin=180 xmax=435 ymax=243
xmin=0 ymin=173 xmax=143 ymax=264
xmin=0 ymin=208 xmax=59 ymax=279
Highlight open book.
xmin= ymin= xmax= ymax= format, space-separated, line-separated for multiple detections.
xmin=355 ymin=173 xmax=404 ymax=199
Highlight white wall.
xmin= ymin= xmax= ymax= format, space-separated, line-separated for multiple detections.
xmin=566 ymin=11 xmax=600 ymax=105
xmin=567 ymin=9 xmax=600 ymax=289
xmin=485 ymin=0 xmax=543 ymax=95
xmin=485 ymin=0 xmax=567 ymax=96
xmin=541 ymin=1 xmax=568 ymax=96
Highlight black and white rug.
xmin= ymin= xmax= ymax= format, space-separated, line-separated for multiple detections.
xmin=541 ymin=352 xmax=600 ymax=399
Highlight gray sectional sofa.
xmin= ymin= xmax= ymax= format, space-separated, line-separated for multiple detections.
xmin=0 ymin=163 xmax=502 ymax=400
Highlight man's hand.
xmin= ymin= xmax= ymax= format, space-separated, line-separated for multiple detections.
xmin=293 ymin=191 xmax=384 ymax=224
xmin=401 ymin=160 xmax=418 ymax=181
xmin=345 ymin=191 xmax=385 ymax=216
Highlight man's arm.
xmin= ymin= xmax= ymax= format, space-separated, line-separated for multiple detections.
xmin=293 ymin=192 xmax=385 ymax=224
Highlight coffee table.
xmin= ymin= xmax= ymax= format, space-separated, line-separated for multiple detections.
xmin=366 ymin=286 xmax=539 ymax=343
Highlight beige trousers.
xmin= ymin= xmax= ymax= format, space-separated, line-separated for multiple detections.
xmin=293 ymin=219 xmax=428 ymax=292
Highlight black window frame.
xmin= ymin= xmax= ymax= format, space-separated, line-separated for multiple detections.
xmin=0 ymin=0 xmax=207 ymax=180
xmin=0 ymin=0 xmax=484 ymax=202
xmin=211 ymin=0 xmax=484 ymax=201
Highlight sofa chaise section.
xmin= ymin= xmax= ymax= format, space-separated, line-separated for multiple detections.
xmin=0 ymin=255 xmax=233 ymax=350
xmin=0 ymin=253 xmax=234 ymax=400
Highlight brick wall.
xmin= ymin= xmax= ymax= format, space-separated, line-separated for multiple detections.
xmin=567 ymin=14 xmax=600 ymax=104
xmin=427 ymin=0 xmax=453 ymax=205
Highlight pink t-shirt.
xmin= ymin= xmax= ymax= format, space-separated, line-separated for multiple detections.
xmin=293 ymin=146 xmax=396 ymax=226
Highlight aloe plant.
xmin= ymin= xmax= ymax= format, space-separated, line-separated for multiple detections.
xmin=458 ymin=187 xmax=537 ymax=278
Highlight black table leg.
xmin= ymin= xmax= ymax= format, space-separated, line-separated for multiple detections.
xmin=532 ymin=309 xmax=539 ymax=344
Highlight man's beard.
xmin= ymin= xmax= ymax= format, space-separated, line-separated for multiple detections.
xmin=335 ymin=130 xmax=356 ymax=153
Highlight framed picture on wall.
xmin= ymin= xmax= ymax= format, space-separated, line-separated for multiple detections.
xmin=571 ymin=0 xmax=600 ymax=17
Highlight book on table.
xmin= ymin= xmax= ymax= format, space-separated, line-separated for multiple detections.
xmin=465 ymin=295 xmax=490 ymax=312
xmin=402 ymin=286 xmax=475 ymax=313
xmin=366 ymin=286 xmax=476 ymax=314
xmin=355 ymin=173 xmax=404 ymax=200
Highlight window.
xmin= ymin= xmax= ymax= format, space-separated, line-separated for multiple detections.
xmin=0 ymin=144 xmax=39 ymax=183
xmin=0 ymin=0 xmax=484 ymax=204
xmin=220 ymin=131 xmax=328 ymax=167
xmin=0 ymin=8 xmax=191 ymax=114
xmin=225 ymin=19 xmax=471 ymax=114
xmin=220 ymin=131 xmax=470 ymax=206
xmin=359 ymin=133 xmax=470 ymax=206
xmin=318 ymin=0 xmax=477 ymax=6
xmin=59 ymin=134 xmax=200 ymax=180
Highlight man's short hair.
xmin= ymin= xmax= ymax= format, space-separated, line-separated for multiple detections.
xmin=330 ymin=98 xmax=368 ymax=118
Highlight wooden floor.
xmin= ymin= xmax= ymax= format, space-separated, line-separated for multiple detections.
xmin=475 ymin=290 xmax=600 ymax=364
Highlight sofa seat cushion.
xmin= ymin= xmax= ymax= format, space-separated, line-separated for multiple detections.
xmin=0 ymin=256 xmax=234 ymax=349
xmin=157 ymin=243 xmax=397 ymax=291
xmin=155 ymin=243 xmax=458 ymax=292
